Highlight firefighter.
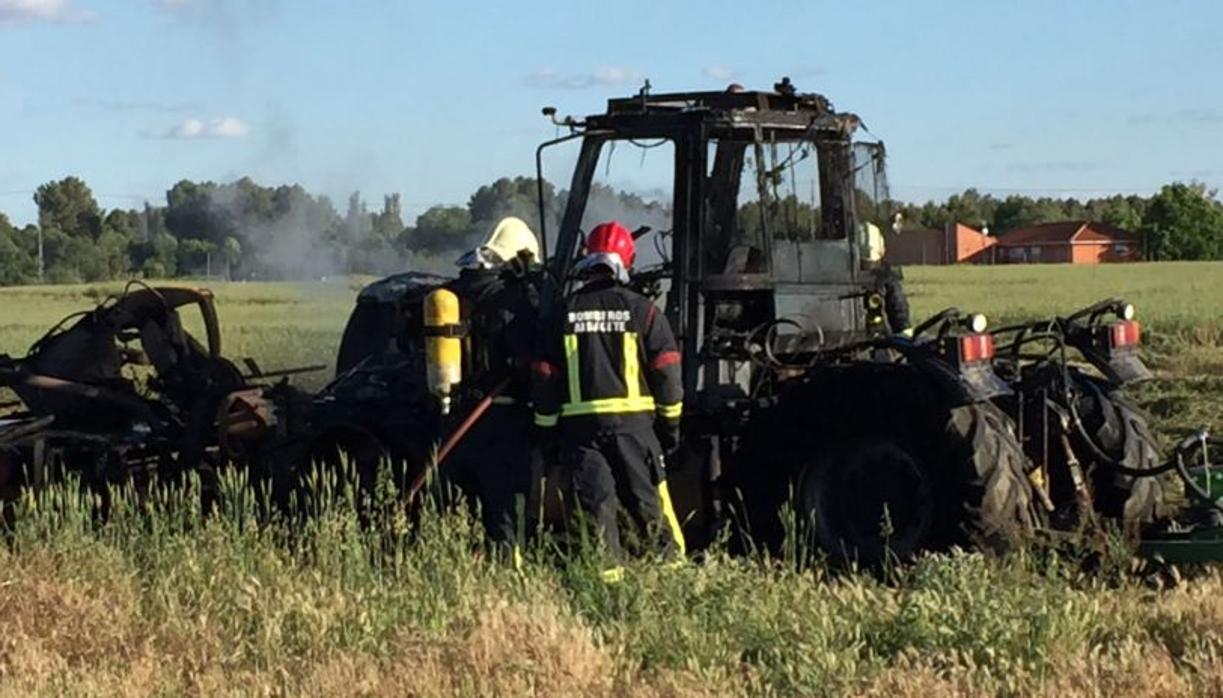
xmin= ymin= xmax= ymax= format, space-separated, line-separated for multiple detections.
xmin=531 ymin=220 xmax=685 ymax=579
xmin=862 ymin=221 xmax=913 ymax=336
xmin=442 ymin=216 xmax=549 ymax=551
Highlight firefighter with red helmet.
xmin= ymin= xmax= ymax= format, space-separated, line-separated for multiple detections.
xmin=531 ymin=221 xmax=685 ymax=577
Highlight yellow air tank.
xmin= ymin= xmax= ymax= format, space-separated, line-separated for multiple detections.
xmin=424 ymin=287 xmax=462 ymax=414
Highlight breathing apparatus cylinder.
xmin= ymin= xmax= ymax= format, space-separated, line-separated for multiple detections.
xmin=424 ymin=288 xmax=463 ymax=414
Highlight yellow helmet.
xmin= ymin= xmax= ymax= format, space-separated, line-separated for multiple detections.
xmin=457 ymin=216 xmax=540 ymax=269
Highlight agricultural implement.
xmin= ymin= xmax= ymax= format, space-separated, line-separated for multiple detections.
xmin=0 ymin=282 xmax=317 ymax=509
xmin=986 ymin=298 xmax=1223 ymax=560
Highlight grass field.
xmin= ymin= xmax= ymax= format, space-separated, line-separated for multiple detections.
xmin=1 ymin=262 xmax=1221 ymax=696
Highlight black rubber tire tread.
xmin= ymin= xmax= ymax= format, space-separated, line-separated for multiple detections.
xmin=1075 ymin=380 xmax=1166 ymax=528
xmin=802 ymin=441 xmax=935 ymax=564
xmin=726 ymin=365 xmax=1039 ymax=560
xmin=946 ymin=402 xmax=1040 ymax=550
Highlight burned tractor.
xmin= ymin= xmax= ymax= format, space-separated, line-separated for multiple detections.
xmin=325 ymin=81 xmax=1038 ymax=564
xmin=0 ymin=283 xmax=308 ymax=510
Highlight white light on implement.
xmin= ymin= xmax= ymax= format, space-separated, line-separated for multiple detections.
xmin=969 ymin=313 xmax=989 ymax=334
xmin=1121 ymin=303 xmax=1136 ymax=321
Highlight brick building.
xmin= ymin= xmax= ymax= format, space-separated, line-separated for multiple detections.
xmin=994 ymin=221 xmax=1143 ymax=264
xmin=885 ymin=223 xmax=996 ymax=265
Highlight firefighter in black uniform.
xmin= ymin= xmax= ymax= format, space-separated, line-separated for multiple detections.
xmin=532 ymin=220 xmax=685 ymax=579
xmin=863 ymin=220 xmax=913 ymax=336
xmin=443 ymin=216 xmax=550 ymax=551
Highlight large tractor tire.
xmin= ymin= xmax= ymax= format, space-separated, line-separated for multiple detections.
xmin=725 ymin=366 xmax=1038 ymax=566
xmin=1073 ymin=379 xmax=1166 ymax=529
xmin=798 ymin=402 xmax=1037 ymax=566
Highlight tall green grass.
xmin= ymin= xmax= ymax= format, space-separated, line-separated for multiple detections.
xmin=3 ymin=471 xmax=1223 ymax=696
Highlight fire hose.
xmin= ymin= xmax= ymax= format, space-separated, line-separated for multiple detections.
xmin=405 ymin=376 xmax=511 ymax=503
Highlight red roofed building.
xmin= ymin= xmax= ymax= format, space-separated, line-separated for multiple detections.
xmin=886 ymin=223 xmax=997 ymax=265
xmin=994 ymin=221 xmax=1143 ymax=264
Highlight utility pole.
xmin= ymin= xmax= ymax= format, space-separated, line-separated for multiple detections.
xmin=37 ymin=226 xmax=44 ymax=282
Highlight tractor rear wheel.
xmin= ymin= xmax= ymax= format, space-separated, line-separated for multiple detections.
xmin=947 ymin=402 xmax=1040 ymax=549
xmin=1074 ymin=380 xmax=1166 ymax=530
xmin=799 ymin=402 xmax=1037 ymax=566
xmin=799 ymin=441 xmax=935 ymax=563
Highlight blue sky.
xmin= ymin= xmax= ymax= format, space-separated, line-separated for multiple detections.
xmin=2 ymin=0 xmax=1222 ymax=226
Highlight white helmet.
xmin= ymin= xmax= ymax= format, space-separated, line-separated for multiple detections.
xmin=861 ymin=222 xmax=886 ymax=263
xmin=457 ymin=216 xmax=540 ymax=270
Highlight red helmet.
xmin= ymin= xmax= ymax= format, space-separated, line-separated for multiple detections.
xmin=582 ymin=220 xmax=635 ymax=275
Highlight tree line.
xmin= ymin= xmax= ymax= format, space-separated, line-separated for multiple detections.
xmin=0 ymin=177 xmax=1220 ymax=286
xmin=891 ymin=183 xmax=1223 ymax=261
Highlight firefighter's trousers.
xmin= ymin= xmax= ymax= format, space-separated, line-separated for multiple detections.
xmin=443 ymin=402 xmax=532 ymax=546
xmin=563 ymin=430 xmax=685 ymax=561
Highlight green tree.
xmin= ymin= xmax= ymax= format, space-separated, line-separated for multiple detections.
xmin=412 ymin=205 xmax=473 ymax=252
xmin=177 ymin=238 xmax=219 ymax=276
xmin=372 ymin=194 xmax=405 ymax=242
xmin=33 ymin=177 xmax=101 ymax=239
xmin=467 ymin=176 xmax=557 ymax=233
xmin=1140 ymin=183 xmax=1223 ymax=260
xmin=0 ymin=214 xmax=37 ymax=285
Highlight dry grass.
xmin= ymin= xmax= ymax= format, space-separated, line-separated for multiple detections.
xmin=2 ymin=537 xmax=1223 ymax=694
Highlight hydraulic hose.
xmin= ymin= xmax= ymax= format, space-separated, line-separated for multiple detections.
xmin=1064 ymin=395 xmax=1178 ymax=478
xmin=406 ymin=376 xmax=511 ymax=503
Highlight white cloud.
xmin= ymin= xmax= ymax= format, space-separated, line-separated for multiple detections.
xmin=702 ymin=65 xmax=736 ymax=81
xmin=161 ymin=116 xmax=250 ymax=139
xmin=525 ymin=66 xmax=640 ymax=90
xmin=0 ymin=0 xmax=96 ymax=24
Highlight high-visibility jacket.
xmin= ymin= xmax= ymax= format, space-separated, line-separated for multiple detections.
xmin=532 ymin=278 xmax=682 ymax=435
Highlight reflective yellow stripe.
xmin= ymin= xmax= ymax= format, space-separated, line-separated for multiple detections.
xmin=657 ymin=480 xmax=686 ymax=556
xmin=623 ymin=331 xmax=640 ymax=398
xmin=656 ymin=402 xmax=683 ymax=419
xmin=534 ymin=412 xmax=559 ymax=427
xmin=561 ymin=396 xmax=656 ymax=417
xmin=564 ymin=334 xmax=581 ymax=403
xmin=491 ymin=396 xmax=518 ymax=405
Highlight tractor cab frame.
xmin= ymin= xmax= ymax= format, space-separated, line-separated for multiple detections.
xmin=537 ymin=83 xmax=895 ymax=410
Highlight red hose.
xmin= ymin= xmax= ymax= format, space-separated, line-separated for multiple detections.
xmin=406 ymin=377 xmax=511 ymax=502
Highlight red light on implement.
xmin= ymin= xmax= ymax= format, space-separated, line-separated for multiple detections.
xmin=959 ymin=334 xmax=995 ymax=363
xmin=1110 ymin=320 xmax=1141 ymax=348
